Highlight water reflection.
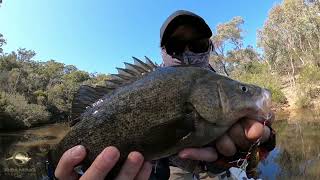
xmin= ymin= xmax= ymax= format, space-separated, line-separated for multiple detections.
xmin=258 ymin=120 xmax=320 ymax=179
xmin=0 ymin=111 xmax=319 ymax=179
xmin=0 ymin=124 xmax=69 ymax=180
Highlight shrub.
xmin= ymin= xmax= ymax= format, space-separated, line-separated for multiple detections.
xmin=0 ymin=91 xmax=50 ymax=129
xmin=295 ymin=64 xmax=320 ymax=108
xmin=295 ymin=94 xmax=312 ymax=109
xmin=298 ymin=65 xmax=320 ymax=84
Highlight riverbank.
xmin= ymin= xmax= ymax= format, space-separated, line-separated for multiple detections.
xmin=275 ymin=81 xmax=320 ymax=122
xmin=247 ymin=64 xmax=318 ymax=123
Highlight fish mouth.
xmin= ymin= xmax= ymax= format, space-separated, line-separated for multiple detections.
xmin=245 ymin=111 xmax=274 ymax=124
xmin=247 ymin=89 xmax=274 ymax=124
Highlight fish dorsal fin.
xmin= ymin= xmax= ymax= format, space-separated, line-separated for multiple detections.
xmin=70 ymin=57 xmax=159 ymax=126
xmin=104 ymin=56 xmax=159 ymax=92
xmin=132 ymin=57 xmax=154 ymax=72
xmin=145 ymin=56 xmax=158 ymax=69
xmin=70 ymin=85 xmax=112 ymax=126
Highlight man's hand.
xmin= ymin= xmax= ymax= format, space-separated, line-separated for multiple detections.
xmin=54 ymin=146 xmax=152 ymax=180
xmin=178 ymin=119 xmax=271 ymax=161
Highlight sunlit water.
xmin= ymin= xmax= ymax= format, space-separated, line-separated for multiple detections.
xmin=258 ymin=113 xmax=320 ymax=180
xmin=0 ymin=110 xmax=319 ymax=180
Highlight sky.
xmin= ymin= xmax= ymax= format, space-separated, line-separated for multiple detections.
xmin=0 ymin=0 xmax=281 ymax=74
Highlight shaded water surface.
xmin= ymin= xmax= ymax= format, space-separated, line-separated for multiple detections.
xmin=0 ymin=124 xmax=69 ymax=180
xmin=0 ymin=110 xmax=319 ymax=180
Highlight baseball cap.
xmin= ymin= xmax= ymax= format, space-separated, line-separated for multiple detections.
xmin=160 ymin=10 xmax=212 ymax=47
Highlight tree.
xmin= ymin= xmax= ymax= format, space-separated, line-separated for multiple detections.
xmin=258 ymin=0 xmax=320 ymax=83
xmin=0 ymin=1 xmax=4 ymax=53
xmin=0 ymin=47 xmax=115 ymax=129
xmin=210 ymin=16 xmax=245 ymax=75
xmin=0 ymin=34 xmax=6 ymax=54
xmin=16 ymin=48 xmax=36 ymax=62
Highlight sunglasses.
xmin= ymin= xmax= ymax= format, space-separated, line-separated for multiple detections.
xmin=165 ymin=38 xmax=210 ymax=55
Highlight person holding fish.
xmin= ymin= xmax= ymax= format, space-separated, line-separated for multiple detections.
xmin=53 ymin=10 xmax=275 ymax=180
xmin=153 ymin=10 xmax=276 ymax=180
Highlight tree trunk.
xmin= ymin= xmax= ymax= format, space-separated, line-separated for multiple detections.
xmin=289 ymin=55 xmax=296 ymax=86
xmin=222 ymin=62 xmax=229 ymax=76
xmin=265 ymin=60 xmax=272 ymax=71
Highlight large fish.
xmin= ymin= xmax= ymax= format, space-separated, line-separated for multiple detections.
xmin=48 ymin=57 xmax=272 ymax=179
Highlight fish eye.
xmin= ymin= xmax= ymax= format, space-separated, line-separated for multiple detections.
xmin=240 ymin=85 xmax=248 ymax=92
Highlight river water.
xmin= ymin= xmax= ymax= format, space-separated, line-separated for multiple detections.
xmin=0 ymin=111 xmax=319 ymax=180
xmin=258 ymin=110 xmax=320 ymax=180
xmin=0 ymin=124 xmax=69 ymax=180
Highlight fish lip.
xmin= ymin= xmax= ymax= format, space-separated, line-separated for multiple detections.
xmin=244 ymin=111 xmax=274 ymax=124
xmin=247 ymin=89 xmax=274 ymax=124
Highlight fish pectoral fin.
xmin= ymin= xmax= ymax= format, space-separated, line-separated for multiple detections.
xmin=144 ymin=120 xmax=211 ymax=161
xmin=176 ymin=132 xmax=202 ymax=147
xmin=149 ymin=132 xmax=201 ymax=160
xmin=175 ymin=114 xmax=195 ymax=138
xmin=149 ymin=111 xmax=205 ymax=158
xmin=143 ymin=118 xmax=193 ymax=148
xmin=141 ymin=117 xmax=195 ymax=160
